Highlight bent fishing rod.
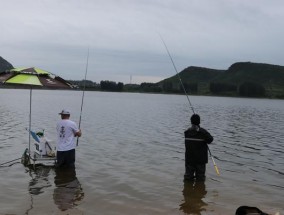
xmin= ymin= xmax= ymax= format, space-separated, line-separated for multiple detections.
xmin=159 ymin=35 xmax=220 ymax=176
xmin=77 ymin=47 xmax=89 ymax=146
xmin=159 ymin=34 xmax=195 ymax=114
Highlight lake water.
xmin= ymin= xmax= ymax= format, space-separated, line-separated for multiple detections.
xmin=0 ymin=89 xmax=283 ymax=215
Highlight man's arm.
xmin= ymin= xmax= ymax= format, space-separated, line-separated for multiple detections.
xmin=200 ymin=128 xmax=213 ymax=144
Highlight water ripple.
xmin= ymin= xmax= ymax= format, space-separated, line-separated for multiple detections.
xmin=1 ymin=91 xmax=284 ymax=214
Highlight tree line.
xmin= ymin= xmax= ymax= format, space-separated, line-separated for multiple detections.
xmin=69 ymin=80 xmax=267 ymax=97
xmin=209 ymin=81 xmax=266 ymax=97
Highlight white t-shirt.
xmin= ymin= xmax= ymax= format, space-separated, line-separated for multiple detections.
xmin=56 ymin=119 xmax=79 ymax=151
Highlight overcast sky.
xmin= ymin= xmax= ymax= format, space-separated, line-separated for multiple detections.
xmin=1 ymin=0 xmax=284 ymax=84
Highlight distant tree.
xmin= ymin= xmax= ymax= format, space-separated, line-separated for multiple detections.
xmin=162 ymin=82 xmax=173 ymax=92
xmin=124 ymin=84 xmax=140 ymax=92
xmin=140 ymin=82 xmax=162 ymax=92
xmin=68 ymin=79 xmax=100 ymax=90
xmin=100 ymin=80 xmax=122 ymax=91
xmin=210 ymin=82 xmax=237 ymax=93
xmin=99 ymin=80 xmax=124 ymax=91
xmin=117 ymin=82 xmax=124 ymax=92
xmin=238 ymin=82 xmax=266 ymax=97
xmin=182 ymin=82 xmax=198 ymax=93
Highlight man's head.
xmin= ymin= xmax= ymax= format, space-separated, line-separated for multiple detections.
xmin=59 ymin=109 xmax=70 ymax=119
xmin=235 ymin=206 xmax=269 ymax=215
xmin=190 ymin=114 xmax=200 ymax=126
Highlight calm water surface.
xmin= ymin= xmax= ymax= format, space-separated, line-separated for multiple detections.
xmin=0 ymin=89 xmax=283 ymax=215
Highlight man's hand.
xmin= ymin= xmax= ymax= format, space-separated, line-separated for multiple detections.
xmin=75 ymin=129 xmax=82 ymax=137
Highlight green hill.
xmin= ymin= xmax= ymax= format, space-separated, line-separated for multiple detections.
xmin=162 ymin=66 xmax=224 ymax=83
xmin=159 ymin=66 xmax=225 ymax=94
xmin=1 ymin=56 xmax=284 ymax=98
xmin=0 ymin=56 xmax=14 ymax=72
xmin=218 ymin=62 xmax=284 ymax=85
xmin=158 ymin=62 xmax=284 ymax=98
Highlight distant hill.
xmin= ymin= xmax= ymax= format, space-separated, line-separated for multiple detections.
xmin=218 ymin=62 xmax=284 ymax=85
xmin=158 ymin=62 xmax=284 ymax=98
xmin=162 ymin=66 xmax=224 ymax=83
xmin=1 ymin=56 xmax=284 ymax=98
xmin=0 ymin=56 xmax=14 ymax=72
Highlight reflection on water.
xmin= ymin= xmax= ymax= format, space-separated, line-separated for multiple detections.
xmin=54 ymin=167 xmax=84 ymax=211
xmin=25 ymin=165 xmax=84 ymax=213
xmin=28 ymin=166 xmax=52 ymax=195
xmin=179 ymin=181 xmax=207 ymax=215
xmin=26 ymin=166 xmax=54 ymax=215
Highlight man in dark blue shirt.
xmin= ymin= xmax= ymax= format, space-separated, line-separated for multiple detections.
xmin=184 ymin=114 xmax=213 ymax=181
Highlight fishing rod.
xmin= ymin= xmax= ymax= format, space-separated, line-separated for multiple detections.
xmin=208 ymin=146 xmax=220 ymax=175
xmin=159 ymin=35 xmax=220 ymax=176
xmin=77 ymin=47 xmax=89 ymax=146
xmin=159 ymin=34 xmax=195 ymax=114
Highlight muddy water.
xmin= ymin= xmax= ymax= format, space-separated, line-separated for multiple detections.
xmin=0 ymin=89 xmax=283 ymax=215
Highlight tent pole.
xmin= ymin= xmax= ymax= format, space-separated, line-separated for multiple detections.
xmin=29 ymin=87 xmax=32 ymax=156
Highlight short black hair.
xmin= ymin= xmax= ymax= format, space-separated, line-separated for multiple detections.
xmin=191 ymin=114 xmax=200 ymax=125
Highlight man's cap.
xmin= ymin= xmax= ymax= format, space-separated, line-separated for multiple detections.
xmin=59 ymin=109 xmax=71 ymax=115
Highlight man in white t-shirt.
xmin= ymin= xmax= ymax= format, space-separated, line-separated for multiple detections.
xmin=56 ymin=109 xmax=82 ymax=168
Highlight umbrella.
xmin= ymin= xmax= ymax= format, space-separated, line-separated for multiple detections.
xmin=0 ymin=67 xmax=73 ymax=89
xmin=0 ymin=67 xmax=74 ymax=154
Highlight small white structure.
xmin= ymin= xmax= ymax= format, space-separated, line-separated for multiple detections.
xmin=34 ymin=136 xmax=54 ymax=157
xmin=22 ymin=130 xmax=56 ymax=167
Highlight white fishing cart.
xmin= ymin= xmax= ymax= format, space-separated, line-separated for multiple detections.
xmin=22 ymin=130 xmax=56 ymax=168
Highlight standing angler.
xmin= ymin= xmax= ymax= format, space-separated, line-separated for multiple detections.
xmin=56 ymin=109 xmax=82 ymax=168
xmin=184 ymin=114 xmax=213 ymax=181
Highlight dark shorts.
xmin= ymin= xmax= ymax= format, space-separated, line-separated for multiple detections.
xmin=56 ymin=149 xmax=75 ymax=168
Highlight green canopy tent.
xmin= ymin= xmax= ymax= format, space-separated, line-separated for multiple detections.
xmin=0 ymin=67 xmax=74 ymax=157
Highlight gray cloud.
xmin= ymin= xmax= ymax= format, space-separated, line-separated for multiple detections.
xmin=1 ymin=0 xmax=284 ymax=83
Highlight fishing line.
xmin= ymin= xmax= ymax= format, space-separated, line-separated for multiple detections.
xmin=159 ymin=35 xmax=220 ymax=176
xmin=77 ymin=47 xmax=89 ymax=146
xmin=0 ymin=157 xmax=22 ymax=166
